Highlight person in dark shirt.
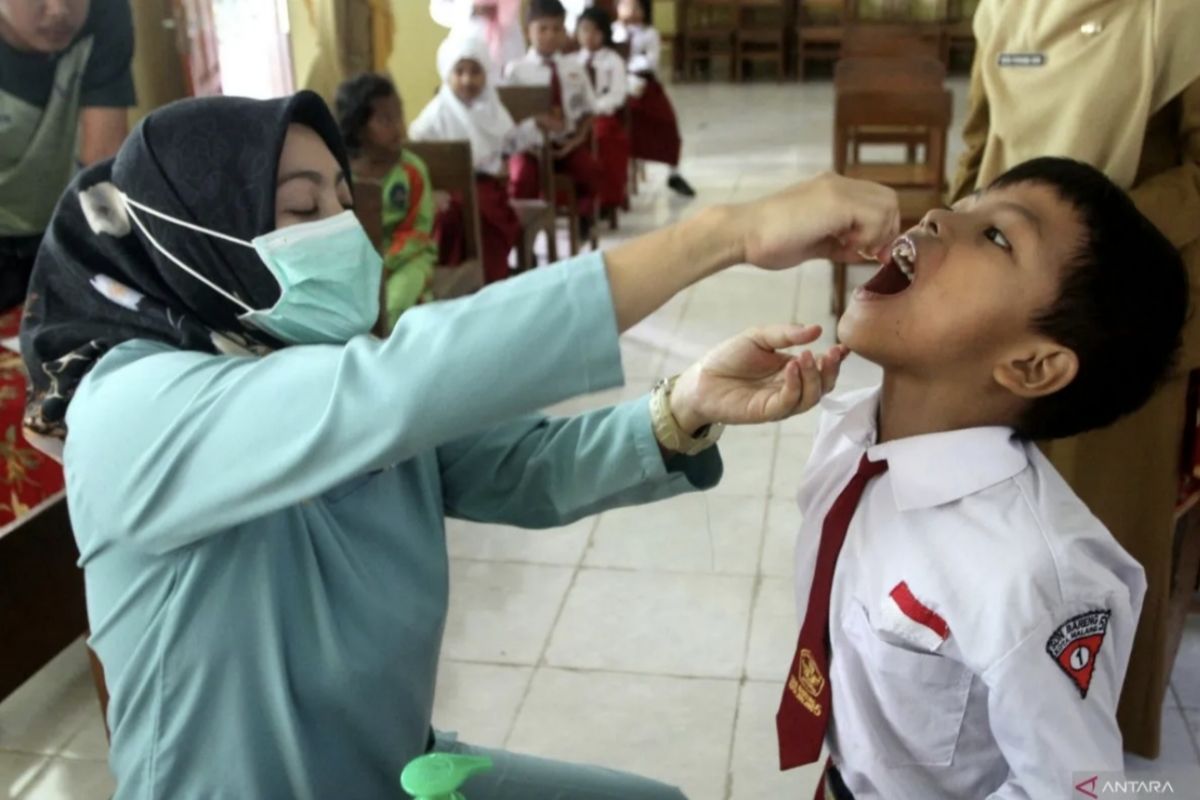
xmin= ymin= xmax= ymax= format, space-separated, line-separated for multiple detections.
xmin=0 ymin=0 xmax=136 ymax=310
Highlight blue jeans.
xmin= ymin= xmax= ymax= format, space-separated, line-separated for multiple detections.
xmin=432 ymin=731 xmax=689 ymax=800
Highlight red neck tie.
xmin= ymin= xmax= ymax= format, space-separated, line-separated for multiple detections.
xmin=776 ymin=454 xmax=889 ymax=770
xmin=586 ymin=54 xmax=597 ymax=88
xmin=544 ymin=57 xmax=564 ymax=109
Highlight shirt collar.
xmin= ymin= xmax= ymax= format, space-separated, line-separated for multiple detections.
xmin=819 ymin=387 xmax=1028 ymax=511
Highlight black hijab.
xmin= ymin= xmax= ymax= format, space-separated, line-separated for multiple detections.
xmin=20 ymin=91 xmax=350 ymax=441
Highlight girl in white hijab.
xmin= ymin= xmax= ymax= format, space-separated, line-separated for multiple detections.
xmin=410 ymin=34 xmax=535 ymax=283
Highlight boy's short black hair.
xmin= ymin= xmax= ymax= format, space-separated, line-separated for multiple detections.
xmin=579 ymin=7 xmax=614 ymax=45
xmin=528 ymin=0 xmax=566 ymax=22
xmin=989 ymin=157 xmax=1188 ymax=440
xmin=334 ymin=72 xmax=397 ymax=156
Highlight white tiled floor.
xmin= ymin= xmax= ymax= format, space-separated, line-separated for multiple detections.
xmin=3 ymin=80 xmax=1200 ymax=799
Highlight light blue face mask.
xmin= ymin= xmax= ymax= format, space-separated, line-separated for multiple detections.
xmin=120 ymin=194 xmax=382 ymax=345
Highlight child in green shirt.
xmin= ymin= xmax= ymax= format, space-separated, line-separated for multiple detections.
xmin=337 ymin=73 xmax=437 ymax=330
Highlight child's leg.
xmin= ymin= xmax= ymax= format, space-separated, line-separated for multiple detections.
xmin=475 ymin=175 xmax=522 ymax=283
xmin=509 ymin=153 xmax=543 ymax=200
xmin=555 ymin=145 xmax=603 ymax=217
xmin=432 ymin=731 xmax=688 ymax=800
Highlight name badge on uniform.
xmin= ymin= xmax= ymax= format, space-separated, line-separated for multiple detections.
xmin=997 ymin=52 xmax=1046 ymax=68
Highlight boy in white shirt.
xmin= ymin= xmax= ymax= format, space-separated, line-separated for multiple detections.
xmin=761 ymin=157 xmax=1188 ymax=799
xmin=504 ymin=0 xmax=603 ymax=241
xmin=575 ymin=6 xmax=631 ymax=220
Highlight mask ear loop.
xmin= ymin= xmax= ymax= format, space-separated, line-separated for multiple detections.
xmin=119 ymin=192 xmax=256 ymax=314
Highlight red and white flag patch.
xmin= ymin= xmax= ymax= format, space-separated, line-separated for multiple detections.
xmin=1046 ymin=610 xmax=1111 ymax=698
xmin=879 ymin=581 xmax=951 ymax=651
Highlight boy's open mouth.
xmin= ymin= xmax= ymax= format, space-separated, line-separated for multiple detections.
xmin=860 ymin=236 xmax=916 ymax=297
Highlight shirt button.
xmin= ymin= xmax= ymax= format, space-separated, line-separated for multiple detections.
xmin=1080 ymin=20 xmax=1103 ymax=36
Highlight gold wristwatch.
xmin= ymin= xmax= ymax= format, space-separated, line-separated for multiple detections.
xmin=650 ymin=376 xmax=725 ymax=456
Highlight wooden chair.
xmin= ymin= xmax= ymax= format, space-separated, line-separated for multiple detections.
xmin=351 ymin=145 xmax=484 ymax=310
xmin=834 ymin=55 xmax=945 ymax=162
xmin=830 ymin=87 xmax=952 ymax=317
xmin=496 ymin=85 xmax=565 ymax=261
xmin=840 ymin=24 xmax=942 ymax=60
xmin=680 ymin=0 xmax=738 ymax=81
xmin=735 ymin=0 xmax=790 ymax=81
xmin=795 ymin=0 xmax=849 ymax=80
xmin=498 ymin=85 xmax=596 ymax=256
xmin=404 ymin=141 xmax=486 ymax=297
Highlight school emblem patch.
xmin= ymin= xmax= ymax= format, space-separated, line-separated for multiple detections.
xmin=1046 ymin=610 xmax=1111 ymax=698
xmin=787 ymin=648 xmax=826 ymax=717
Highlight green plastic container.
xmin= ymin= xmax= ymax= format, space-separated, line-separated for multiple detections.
xmin=401 ymin=753 xmax=493 ymax=800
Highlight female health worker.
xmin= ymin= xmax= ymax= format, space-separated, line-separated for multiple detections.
xmin=20 ymin=91 xmax=899 ymax=799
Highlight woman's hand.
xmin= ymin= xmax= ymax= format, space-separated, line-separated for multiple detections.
xmin=668 ymin=324 xmax=848 ymax=433
xmin=733 ymin=173 xmax=901 ymax=270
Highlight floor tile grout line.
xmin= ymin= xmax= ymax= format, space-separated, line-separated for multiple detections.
xmin=446 ymin=656 xmax=747 ymax=686
xmin=1171 ymin=683 xmax=1200 ymax=763
xmin=446 ymin=554 xmax=769 ymax=577
xmin=0 ymin=746 xmax=109 ymax=764
xmin=499 ymin=515 xmax=601 ymax=749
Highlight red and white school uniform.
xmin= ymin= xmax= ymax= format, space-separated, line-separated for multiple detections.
xmin=778 ymin=387 xmax=1145 ymax=799
xmin=612 ymin=20 xmax=682 ymax=167
xmin=410 ymin=35 xmax=537 ymax=283
xmin=576 ymin=45 xmax=631 ymax=210
xmin=504 ymin=50 xmax=602 ymax=217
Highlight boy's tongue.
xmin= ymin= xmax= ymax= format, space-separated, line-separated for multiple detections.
xmin=862 ymin=259 xmax=911 ymax=296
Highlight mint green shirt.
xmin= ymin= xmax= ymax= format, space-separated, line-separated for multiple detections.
xmin=63 ymin=253 xmax=721 ymax=799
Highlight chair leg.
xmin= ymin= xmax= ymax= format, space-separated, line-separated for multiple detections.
xmin=831 ymin=262 xmax=848 ymax=319
xmin=546 ymin=220 xmax=558 ymax=263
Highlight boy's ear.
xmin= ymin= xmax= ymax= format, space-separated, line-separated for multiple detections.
xmin=993 ymin=340 xmax=1079 ymax=399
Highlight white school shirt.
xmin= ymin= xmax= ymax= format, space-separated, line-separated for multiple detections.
xmin=612 ymin=21 xmax=661 ymax=75
xmin=504 ymin=50 xmax=597 ymax=142
xmin=576 ymin=47 xmax=627 ymax=117
xmin=793 ymin=387 xmax=1145 ymax=800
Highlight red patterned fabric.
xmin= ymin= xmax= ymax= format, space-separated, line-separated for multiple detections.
xmin=0 ymin=307 xmax=65 ymax=534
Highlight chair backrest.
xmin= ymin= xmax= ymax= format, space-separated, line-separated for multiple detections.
xmin=497 ymin=85 xmax=557 ymax=202
xmin=404 ymin=140 xmax=484 ymax=266
xmin=684 ymin=0 xmax=739 ymax=32
xmin=834 ymin=88 xmax=952 ymax=184
xmin=497 ymin=85 xmax=553 ymax=123
xmin=799 ymin=0 xmax=850 ymax=26
xmin=834 ymin=55 xmax=945 ymax=93
xmin=841 ymin=25 xmax=941 ymax=59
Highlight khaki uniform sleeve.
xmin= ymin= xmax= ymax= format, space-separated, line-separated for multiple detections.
xmin=1129 ymin=78 xmax=1200 ymax=251
xmin=948 ymin=50 xmax=990 ymax=204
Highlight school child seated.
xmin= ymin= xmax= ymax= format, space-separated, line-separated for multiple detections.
xmin=613 ymin=0 xmax=695 ymax=198
xmin=765 ymin=159 xmax=1187 ymax=799
xmin=410 ymin=34 xmax=537 ymax=285
xmin=336 ymin=74 xmax=437 ymax=330
xmin=504 ymin=0 xmax=603 ymax=242
xmin=575 ymin=7 xmax=631 ymax=220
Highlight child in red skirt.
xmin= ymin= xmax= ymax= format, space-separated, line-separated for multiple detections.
xmin=575 ymin=7 xmax=631 ymax=220
xmin=410 ymin=34 xmax=541 ymax=284
xmin=504 ymin=0 xmax=603 ymax=242
xmin=614 ymin=0 xmax=695 ymax=197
